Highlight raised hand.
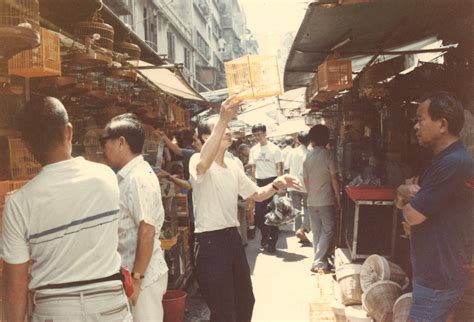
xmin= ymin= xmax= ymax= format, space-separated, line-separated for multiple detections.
xmin=220 ymin=95 xmax=242 ymax=123
xmin=273 ymin=175 xmax=302 ymax=191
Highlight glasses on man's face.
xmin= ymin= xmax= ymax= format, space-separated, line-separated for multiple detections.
xmin=99 ymin=135 xmax=118 ymax=148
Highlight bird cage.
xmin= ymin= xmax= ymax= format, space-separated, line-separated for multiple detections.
xmin=115 ymin=41 xmax=141 ymax=62
xmin=0 ymin=0 xmax=40 ymax=59
xmin=225 ymin=55 xmax=282 ymax=100
xmin=317 ymin=57 xmax=353 ymax=92
xmin=8 ymin=138 xmax=41 ymax=179
xmin=8 ymin=27 xmax=61 ymax=78
xmin=75 ymin=13 xmax=114 ymax=50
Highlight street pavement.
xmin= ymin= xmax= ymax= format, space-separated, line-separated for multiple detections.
xmin=184 ymin=227 xmax=336 ymax=322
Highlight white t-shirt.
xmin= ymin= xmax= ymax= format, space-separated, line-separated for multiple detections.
xmin=2 ymin=157 xmax=122 ymax=291
xmin=189 ymin=154 xmax=258 ymax=233
xmin=116 ymin=155 xmax=168 ymax=290
xmin=248 ymin=142 xmax=283 ymax=179
xmin=285 ymin=145 xmax=308 ymax=192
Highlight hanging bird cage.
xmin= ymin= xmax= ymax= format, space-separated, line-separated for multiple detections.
xmin=0 ymin=0 xmax=40 ymax=59
xmin=115 ymin=40 xmax=141 ymax=62
xmin=317 ymin=57 xmax=353 ymax=92
xmin=8 ymin=27 xmax=61 ymax=78
xmin=74 ymin=10 xmax=114 ymax=51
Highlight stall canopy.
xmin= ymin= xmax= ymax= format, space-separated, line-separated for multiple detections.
xmin=268 ymin=118 xmax=309 ymax=138
xmin=284 ymin=0 xmax=473 ymax=90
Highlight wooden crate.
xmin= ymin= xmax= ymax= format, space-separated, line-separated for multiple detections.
xmin=225 ymin=55 xmax=282 ymax=100
xmin=8 ymin=138 xmax=41 ymax=179
xmin=317 ymin=58 xmax=352 ymax=92
xmin=9 ymin=28 xmax=61 ymax=78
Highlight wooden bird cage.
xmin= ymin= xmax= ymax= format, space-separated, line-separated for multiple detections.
xmin=8 ymin=138 xmax=41 ymax=179
xmin=8 ymin=27 xmax=61 ymax=78
xmin=75 ymin=14 xmax=114 ymax=50
xmin=0 ymin=0 xmax=40 ymax=59
xmin=225 ymin=55 xmax=282 ymax=100
xmin=115 ymin=41 xmax=141 ymax=62
xmin=317 ymin=58 xmax=353 ymax=92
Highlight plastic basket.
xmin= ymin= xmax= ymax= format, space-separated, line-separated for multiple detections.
xmin=225 ymin=55 xmax=282 ymax=100
xmin=318 ymin=58 xmax=352 ymax=92
xmin=9 ymin=28 xmax=61 ymax=78
xmin=8 ymin=138 xmax=41 ymax=179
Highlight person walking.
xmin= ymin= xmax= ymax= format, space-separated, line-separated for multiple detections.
xmin=102 ymin=113 xmax=168 ymax=321
xmin=3 ymin=96 xmax=131 ymax=321
xmin=249 ymin=123 xmax=284 ymax=253
xmin=302 ymin=125 xmax=341 ymax=273
xmin=396 ymin=92 xmax=473 ymax=321
xmin=285 ymin=131 xmax=311 ymax=245
xmin=190 ymin=96 xmax=301 ymax=322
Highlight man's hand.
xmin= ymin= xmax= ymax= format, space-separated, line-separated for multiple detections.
xmin=396 ymin=184 xmax=420 ymax=209
xmin=157 ymin=169 xmax=171 ymax=179
xmin=130 ymin=279 xmax=142 ymax=306
xmin=219 ymin=96 xmax=242 ymax=123
xmin=273 ymin=175 xmax=302 ymax=191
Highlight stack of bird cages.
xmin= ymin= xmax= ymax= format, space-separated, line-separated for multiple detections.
xmin=225 ymin=55 xmax=282 ymax=100
xmin=0 ymin=0 xmax=40 ymax=59
xmin=8 ymin=27 xmax=61 ymax=78
xmin=317 ymin=57 xmax=353 ymax=92
xmin=75 ymin=16 xmax=114 ymax=51
xmin=8 ymin=138 xmax=41 ymax=179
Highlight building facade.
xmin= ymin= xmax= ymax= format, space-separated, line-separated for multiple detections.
xmin=105 ymin=0 xmax=258 ymax=93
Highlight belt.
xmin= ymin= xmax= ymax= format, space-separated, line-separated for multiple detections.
xmin=195 ymin=227 xmax=238 ymax=236
xmin=34 ymin=285 xmax=124 ymax=303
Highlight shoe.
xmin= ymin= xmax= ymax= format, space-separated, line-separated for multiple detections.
xmin=260 ymin=238 xmax=268 ymax=249
xmin=310 ymin=267 xmax=330 ymax=274
xmin=301 ymin=241 xmax=312 ymax=247
xmin=296 ymin=230 xmax=311 ymax=244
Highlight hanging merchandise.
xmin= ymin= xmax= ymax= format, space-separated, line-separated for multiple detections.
xmin=74 ymin=5 xmax=114 ymax=51
xmin=317 ymin=55 xmax=353 ymax=92
xmin=0 ymin=0 xmax=40 ymax=60
xmin=264 ymin=195 xmax=301 ymax=226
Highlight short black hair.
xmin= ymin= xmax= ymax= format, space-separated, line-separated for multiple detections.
xmin=297 ymin=131 xmax=309 ymax=146
xmin=238 ymin=143 xmax=249 ymax=152
xmin=252 ymin=123 xmax=266 ymax=133
xmin=421 ymin=91 xmax=464 ymax=136
xmin=308 ymin=124 xmax=330 ymax=147
xmin=176 ymin=129 xmax=195 ymax=148
xmin=17 ymin=96 xmax=69 ymax=164
xmin=105 ymin=113 xmax=145 ymax=154
xmin=285 ymin=137 xmax=294 ymax=145
xmin=197 ymin=120 xmax=211 ymax=144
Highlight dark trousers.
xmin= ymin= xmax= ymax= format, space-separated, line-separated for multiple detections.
xmin=194 ymin=227 xmax=255 ymax=322
xmin=255 ymin=177 xmax=279 ymax=247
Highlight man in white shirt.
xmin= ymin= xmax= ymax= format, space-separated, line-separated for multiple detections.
xmin=281 ymin=136 xmax=294 ymax=161
xmin=190 ymin=97 xmax=301 ymax=322
xmin=248 ymin=123 xmax=284 ymax=253
xmin=285 ymin=131 xmax=311 ymax=245
xmin=102 ymin=113 xmax=168 ymax=321
xmin=3 ymin=97 xmax=131 ymax=321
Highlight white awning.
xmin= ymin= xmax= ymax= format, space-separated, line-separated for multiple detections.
xmin=132 ymin=61 xmax=206 ymax=101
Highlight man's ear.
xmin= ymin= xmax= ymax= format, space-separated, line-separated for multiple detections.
xmin=66 ymin=123 xmax=73 ymax=143
xmin=439 ymin=118 xmax=449 ymax=134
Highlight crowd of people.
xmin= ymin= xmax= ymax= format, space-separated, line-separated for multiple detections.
xmin=2 ymin=91 xmax=472 ymax=322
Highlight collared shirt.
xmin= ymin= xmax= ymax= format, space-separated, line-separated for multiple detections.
xmin=302 ymin=146 xmax=338 ymax=207
xmin=117 ymin=155 xmax=168 ymax=289
xmin=285 ymin=145 xmax=308 ymax=192
xmin=3 ymin=157 xmax=122 ymax=291
xmin=410 ymin=140 xmax=473 ymax=289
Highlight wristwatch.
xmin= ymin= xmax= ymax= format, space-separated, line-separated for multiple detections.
xmin=131 ymin=272 xmax=145 ymax=280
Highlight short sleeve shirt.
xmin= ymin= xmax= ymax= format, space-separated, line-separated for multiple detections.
xmin=189 ymin=154 xmax=258 ymax=233
xmin=248 ymin=142 xmax=283 ymax=179
xmin=117 ymin=156 xmax=168 ymax=289
xmin=2 ymin=157 xmax=122 ymax=290
xmin=410 ymin=140 xmax=473 ymax=289
xmin=286 ymin=145 xmax=308 ymax=192
xmin=302 ymin=147 xmax=337 ymax=207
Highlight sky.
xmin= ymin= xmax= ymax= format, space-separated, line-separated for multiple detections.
xmin=239 ymin=0 xmax=308 ymax=55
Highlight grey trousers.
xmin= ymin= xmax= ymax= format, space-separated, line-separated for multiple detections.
xmin=308 ymin=205 xmax=335 ymax=269
xmin=238 ymin=199 xmax=248 ymax=245
xmin=289 ymin=190 xmax=310 ymax=232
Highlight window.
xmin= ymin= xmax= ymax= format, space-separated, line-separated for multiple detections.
xmin=184 ymin=47 xmax=191 ymax=69
xmin=167 ymin=31 xmax=175 ymax=62
xmin=196 ymin=31 xmax=210 ymax=60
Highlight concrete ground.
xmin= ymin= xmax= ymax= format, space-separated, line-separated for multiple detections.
xmin=184 ymin=227 xmax=336 ymax=322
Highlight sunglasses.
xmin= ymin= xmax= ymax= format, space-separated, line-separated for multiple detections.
xmin=99 ymin=135 xmax=119 ymax=147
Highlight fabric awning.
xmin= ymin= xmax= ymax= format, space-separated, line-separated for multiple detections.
xmin=133 ymin=61 xmax=206 ymax=102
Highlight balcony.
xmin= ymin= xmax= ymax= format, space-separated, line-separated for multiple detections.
xmin=103 ymin=0 xmax=132 ymax=16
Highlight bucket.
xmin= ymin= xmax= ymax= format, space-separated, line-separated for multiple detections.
xmin=330 ymin=301 xmax=348 ymax=322
xmin=336 ymin=264 xmax=363 ymax=305
xmin=393 ymin=292 xmax=412 ymax=322
xmin=344 ymin=305 xmax=373 ymax=322
xmin=360 ymin=255 xmax=408 ymax=292
xmin=163 ymin=290 xmax=187 ymax=322
xmin=362 ymin=280 xmax=401 ymax=322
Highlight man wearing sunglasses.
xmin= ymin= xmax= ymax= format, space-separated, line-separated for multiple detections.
xmin=101 ymin=113 xmax=168 ymax=321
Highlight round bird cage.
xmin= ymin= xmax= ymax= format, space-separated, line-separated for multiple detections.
xmin=0 ymin=0 xmax=40 ymax=59
xmin=74 ymin=9 xmax=114 ymax=51
xmin=115 ymin=41 xmax=141 ymax=61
